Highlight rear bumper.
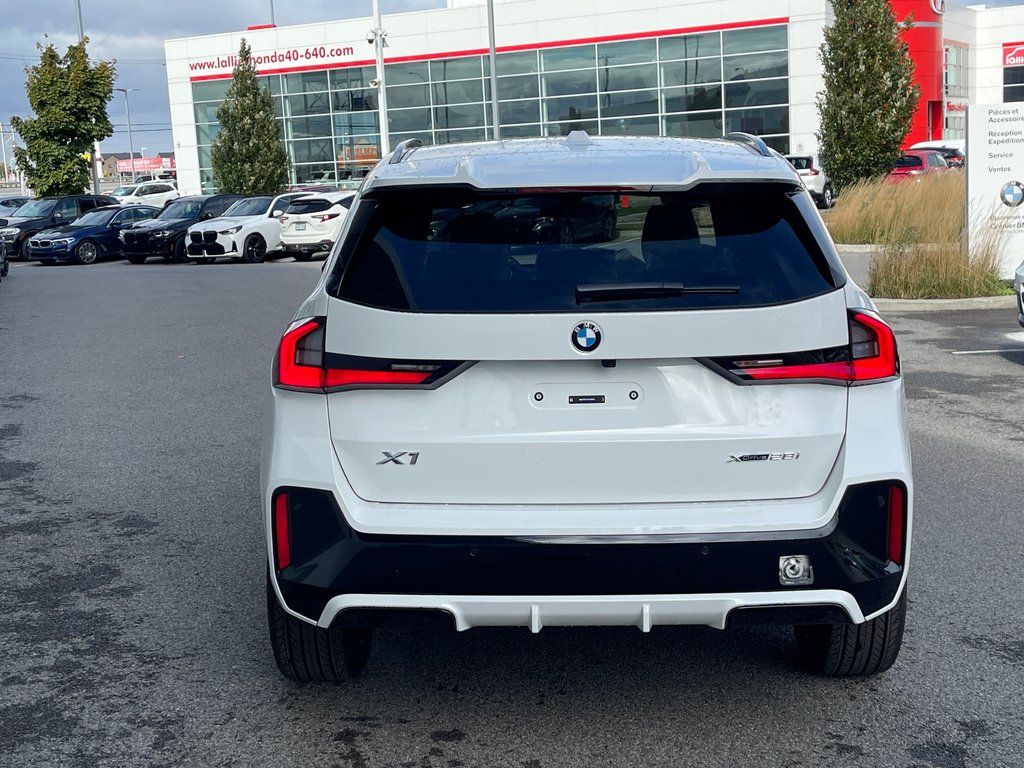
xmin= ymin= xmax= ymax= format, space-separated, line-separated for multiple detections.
xmin=283 ymin=240 xmax=333 ymax=254
xmin=270 ymin=481 xmax=907 ymax=630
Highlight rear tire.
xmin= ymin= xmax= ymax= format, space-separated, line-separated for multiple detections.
xmin=794 ymin=588 xmax=907 ymax=676
xmin=818 ymin=185 xmax=835 ymax=210
xmin=267 ymin=571 xmax=372 ymax=683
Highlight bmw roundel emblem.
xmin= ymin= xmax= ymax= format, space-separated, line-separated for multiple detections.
xmin=1000 ymin=180 xmax=1024 ymax=208
xmin=571 ymin=321 xmax=602 ymax=352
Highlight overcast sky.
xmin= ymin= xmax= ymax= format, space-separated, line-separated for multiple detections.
xmin=0 ymin=0 xmax=1019 ymax=157
xmin=0 ymin=0 xmax=445 ymax=157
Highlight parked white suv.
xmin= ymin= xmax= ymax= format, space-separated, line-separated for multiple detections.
xmin=111 ymin=182 xmax=179 ymax=207
xmin=279 ymin=191 xmax=356 ymax=261
xmin=784 ymin=154 xmax=835 ymax=209
xmin=186 ymin=192 xmax=311 ymax=264
xmin=262 ymin=133 xmax=912 ymax=682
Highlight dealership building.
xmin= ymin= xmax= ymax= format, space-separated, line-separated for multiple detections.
xmin=163 ymin=0 xmax=1024 ymax=194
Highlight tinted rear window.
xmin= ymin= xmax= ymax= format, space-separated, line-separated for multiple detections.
xmin=895 ymin=155 xmax=924 ymax=168
xmin=786 ymin=156 xmax=813 ymax=171
xmin=329 ymin=188 xmax=836 ymax=313
xmin=287 ymin=199 xmax=332 ymax=214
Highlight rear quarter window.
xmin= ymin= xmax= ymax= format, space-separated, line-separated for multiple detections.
xmin=328 ymin=187 xmax=839 ymax=313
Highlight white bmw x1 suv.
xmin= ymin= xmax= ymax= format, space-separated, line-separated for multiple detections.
xmin=262 ymin=132 xmax=912 ymax=683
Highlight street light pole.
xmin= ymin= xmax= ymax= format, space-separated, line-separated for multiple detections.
xmin=76 ymin=0 xmax=102 ymax=193
xmin=370 ymin=0 xmax=391 ymax=156
xmin=269 ymin=0 xmax=276 ymax=25
xmin=115 ymin=88 xmax=138 ymax=183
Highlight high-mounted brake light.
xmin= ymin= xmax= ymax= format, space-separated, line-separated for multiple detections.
xmin=707 ymin=311 xmax=898 ymax=385
xmin=273 ymin=317 xmax=461 ymax=392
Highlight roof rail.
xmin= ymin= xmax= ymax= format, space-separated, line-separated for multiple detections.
xmin=723 ymin=132 xmax=772 ymax=158
xmin=389 ymin=138 xmax=423 ymax=164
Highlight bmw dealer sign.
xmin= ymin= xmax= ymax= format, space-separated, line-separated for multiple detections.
xmin=967 ymin=103 xmax=1024 ymax=278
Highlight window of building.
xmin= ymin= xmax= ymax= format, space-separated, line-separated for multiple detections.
xmin=945 ymin=42 xmax=968 ymax=99
xmin=190 ymin=23 xmax=792 ymax=188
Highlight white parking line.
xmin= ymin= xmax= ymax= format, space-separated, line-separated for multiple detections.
xmin=951 ymin=349 xmax=1024 ymax=355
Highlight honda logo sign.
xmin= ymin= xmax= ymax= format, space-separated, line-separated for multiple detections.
xmin=1005 ymin=43 xmax=1024 ymax=68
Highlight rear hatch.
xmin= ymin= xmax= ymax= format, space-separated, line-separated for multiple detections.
xmin=891 ymin=155 xmax=925 ymax=178
xmin=322 ymin=186 xmax=849 ymax=506
xmin=281 ymin=197 xmax=351 ymax=242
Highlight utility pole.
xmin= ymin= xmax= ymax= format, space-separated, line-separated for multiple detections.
xmin=115 ymin=88 xmax=138 ymax=183
xmin=75 ymin=0 xmax=102 ymax=193
xmin=370 ymin=0 xmax=391 ymax=156
xmin=269 ymin=0 xmax=276 ymax=25
xmin=487 ymin=0 xmax=500 ymax=141
xmin=0 ymin=124 xmax=9 ymax=184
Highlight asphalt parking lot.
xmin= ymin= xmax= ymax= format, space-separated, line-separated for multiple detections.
xmin=1 ymin=259 xmax=1023 ymax=767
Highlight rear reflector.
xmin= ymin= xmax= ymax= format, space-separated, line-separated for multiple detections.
xmin=273 ymin=492 xmax=291 ymax=570
xmin=705 ymin=310 xmax=898 ymax=385
xmin=887 ymin=484 xmax=905 ymax=565
xmin=273 ymin=316 xmax=465 ymax=392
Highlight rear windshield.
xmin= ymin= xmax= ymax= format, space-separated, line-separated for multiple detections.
xmin=328 ymin=188 xmax=836 ymax=313
xmin=786 ymin=156 xmax=813 ymax=171
xmin=895 ymin=155 xmax=924 ymax=168
xmin=287 ymin=199 xmax=331 ymax=214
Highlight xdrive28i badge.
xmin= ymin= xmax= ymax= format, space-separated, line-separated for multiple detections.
xmin=571 ymin=321 xmax=602 ymax=352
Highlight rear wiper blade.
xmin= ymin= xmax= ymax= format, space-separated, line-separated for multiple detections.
xmin=575 ymin=282 xmax=740 ymax=303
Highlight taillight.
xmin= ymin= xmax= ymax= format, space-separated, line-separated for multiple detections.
xmin=807 ymin=168 xmax=820 ymax=176
xmin=887 ymin=484 xmax=906 ymax=565
xmin=704 ymin=311 xmax=898 ymax=385
xmin=273 ymin=492 xmax=291 ymax=570
xmin=849 ymin=312 xmax=899 ymax=381
xmin=272 ymin=316 xmax=466 ymax=392
xmin=316 ymin=213 xmax=340 ymax=222
xmin=279 ymin=215 xmax=289 ymax=224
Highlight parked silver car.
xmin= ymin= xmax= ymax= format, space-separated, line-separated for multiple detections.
xmin=784 ymin=154 xmax=835 ymax=209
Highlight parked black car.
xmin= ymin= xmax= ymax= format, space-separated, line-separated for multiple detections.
xmin=122 ymin=194 xmax=242 ymax=264
xmin=0 ymin=195 xmax=120 ymax=260
xmin=0 ymin=230 xmax=8 ymax=285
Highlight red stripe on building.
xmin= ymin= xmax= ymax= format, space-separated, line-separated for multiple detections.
xmin=188 ymin=16 xmax=789 ymax=82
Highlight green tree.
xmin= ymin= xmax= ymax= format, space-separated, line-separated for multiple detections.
xmin=211 ymin=39 xmax=289 ymax=195
xmin=817 ymin=0 xmax=919 ymax=191
xmin=10 ymin=38 xmax=115 ymax=196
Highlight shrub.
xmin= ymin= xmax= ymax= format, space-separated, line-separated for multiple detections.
xmin=868 ymin=241 xmax=1010 ymax=299
xmin=823 ymin=173 xmax=1009 ymax=298
xmin=825 ymin=173 xmax=965 ymax=246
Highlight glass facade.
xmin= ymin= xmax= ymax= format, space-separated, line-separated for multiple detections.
xmin=192 ymin=24 xmax=790 ymax=191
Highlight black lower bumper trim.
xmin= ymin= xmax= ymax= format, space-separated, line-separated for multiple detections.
xmin=274 ymin=482 xmax=906 ymax=625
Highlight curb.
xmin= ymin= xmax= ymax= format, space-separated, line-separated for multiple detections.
xmin=873 ymin=295 xmax=1017 ymax=312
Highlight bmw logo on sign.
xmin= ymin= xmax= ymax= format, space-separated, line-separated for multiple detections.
xmin=1000 ymin=180 xmax=1024 ymax=208
xmin=571 ymin=321 xmax=602 ymax=352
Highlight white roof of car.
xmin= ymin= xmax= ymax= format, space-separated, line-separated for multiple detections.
xmin=364 ymin=132 xmax=799 ymax=190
